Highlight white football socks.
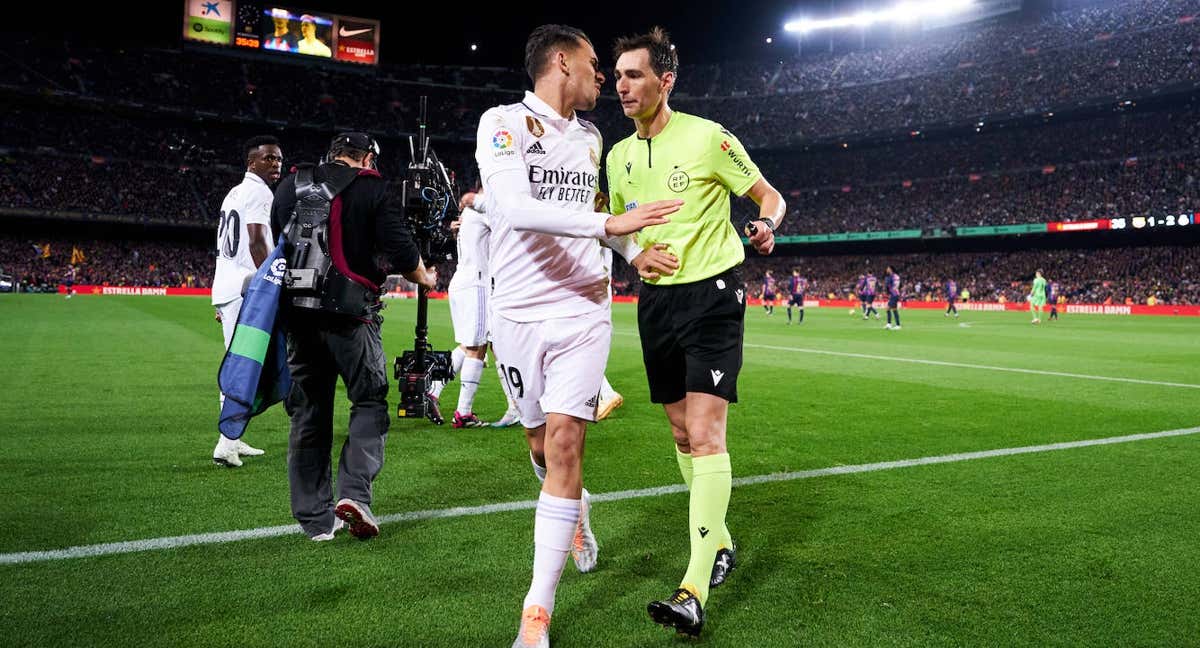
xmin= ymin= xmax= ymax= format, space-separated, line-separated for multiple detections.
xmin=456 ymin=357 xmax=484 ymax=415
xmin=430 ymin=346 xmax=467 ymax=399
xmin=523 ymin=491 xmax=580 ymax=616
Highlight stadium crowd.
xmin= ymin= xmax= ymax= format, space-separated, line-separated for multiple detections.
xmin=5 ymin=100 xmax=1198 ymax=236
xmin=5 ymin=232 xmax=1196 ymax=306
xmin=5 ymin=0 xmax=1200 ymax=146
xmin=0 ymin=236 xmax=213 ymax=291
xmin=3 ymin=1 xmax=1199 ymax=306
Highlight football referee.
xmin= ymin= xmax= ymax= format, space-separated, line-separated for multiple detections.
xmin=606 ymin=27 xmax=785 ymax=637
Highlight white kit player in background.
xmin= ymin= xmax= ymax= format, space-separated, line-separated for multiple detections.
xmin=465 ymin=24 xmax=681 ymax=648
xmin=426 ymin=205 xmax=523 ymax=428
xmin=211 ymin=136 xmax=283 ymax=468
xmin=596 ymin=245 xmax=623 ymax=421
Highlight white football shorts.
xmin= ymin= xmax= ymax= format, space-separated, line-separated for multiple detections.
xmin=490 ymin=308 xmax=611 ymax=428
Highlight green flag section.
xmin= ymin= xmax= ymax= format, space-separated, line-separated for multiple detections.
xmin=229 ymin=324 xmax=270 ymax=362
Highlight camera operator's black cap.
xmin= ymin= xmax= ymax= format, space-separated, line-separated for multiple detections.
xmin=330 ymin=132 xmax=380 ymax=155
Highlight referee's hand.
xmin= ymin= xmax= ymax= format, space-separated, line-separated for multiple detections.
xmin=631 ymin=244 xmax=678 ymax=281
xmin=604 ymin=199 xmax=682 ymax=237
xmin=745 ymin=220 xmax=776 ymax=256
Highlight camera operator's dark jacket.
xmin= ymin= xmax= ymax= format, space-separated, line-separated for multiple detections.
xmin=270 ymin=161 xmax=420 ymax=291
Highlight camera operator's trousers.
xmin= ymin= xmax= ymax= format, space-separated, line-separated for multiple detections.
xmin=284 ymin=312 xmax=390 ymax=537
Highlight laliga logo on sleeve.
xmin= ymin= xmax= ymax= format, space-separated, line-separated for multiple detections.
xmin=492 ymin=130 xmax=513 ymax=149
xmin=492 ymin=129 xmax=516 ymax=158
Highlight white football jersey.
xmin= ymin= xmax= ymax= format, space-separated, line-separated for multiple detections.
xmin=448 ymin=207 xmax=490 ymax=291
xmin=212 ymin=172 xmax=275 ymax=305
xmin=475 ymin=91 xmax=609 ymax=322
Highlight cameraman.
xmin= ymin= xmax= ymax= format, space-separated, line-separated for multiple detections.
xmin=270 ymin=132 xmax=436 ymax=542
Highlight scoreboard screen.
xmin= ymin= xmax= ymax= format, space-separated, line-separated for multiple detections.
xmin=1047 ymin=213 xmax=1197 ymax=233
xmin=185 ymin=1 xmax=380 ymax=65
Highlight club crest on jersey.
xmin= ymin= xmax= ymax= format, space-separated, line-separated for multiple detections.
xmin=525 ymin=116 xmax=545 ymax=138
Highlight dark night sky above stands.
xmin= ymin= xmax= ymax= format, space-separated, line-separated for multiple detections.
xmin=17 ymin=1 xmax=896 ymax=66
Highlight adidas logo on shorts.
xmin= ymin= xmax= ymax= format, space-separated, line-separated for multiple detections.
xmin=526 ymin=141 xmax=546 ymax=155
xmin=585 ymin=394 xmax=599 ymax=408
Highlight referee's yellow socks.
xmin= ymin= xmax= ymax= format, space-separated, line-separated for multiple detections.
xmin=675 ymin=446 xmax=693 ymax=488
xmin=679 ymin=452 xmax=732 ymax=607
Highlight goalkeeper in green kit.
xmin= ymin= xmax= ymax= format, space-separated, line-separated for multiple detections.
xmin=606 ymin=27 xmax=786 ymax=637
xmin=1030 ymin=269 xmax=1047 ymax=324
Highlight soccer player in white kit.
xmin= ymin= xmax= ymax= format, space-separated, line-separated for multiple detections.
xmin=434 ymin=205 xmax=521 ymax=428
xmin=468 ymin=24 xmax=682 ymax=648
xmin=211 ymin=135 xmax=283 ymax=467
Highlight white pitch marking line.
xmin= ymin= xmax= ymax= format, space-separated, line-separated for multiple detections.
xmin=2 ymin=427 xmax=1197 ymax=565
xmin=611 ymin=331 xmax=1200 ymax=389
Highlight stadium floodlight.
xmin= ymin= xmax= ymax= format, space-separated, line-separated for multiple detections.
xmin=784 ymin=0 xmax=973 ymax=34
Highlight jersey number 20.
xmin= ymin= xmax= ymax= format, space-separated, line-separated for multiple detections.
xmin=217 ymin=209 xmax=241 ymax=259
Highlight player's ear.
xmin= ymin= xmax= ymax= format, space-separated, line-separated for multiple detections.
xmin=661 ymin=71 xmax=676 ymax=94
xmin=557 ymin=50 xmax=570 ymax=75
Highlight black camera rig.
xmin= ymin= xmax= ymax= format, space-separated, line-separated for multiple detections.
xmin=394 ymin=96 xmax=458 ymax=424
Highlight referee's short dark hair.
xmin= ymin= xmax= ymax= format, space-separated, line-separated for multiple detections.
xmin=525 ymin=24 xmax=592 ymax=83
xmin=242 ymin=135 xmax=280 ymax=163
xmin=613 ymin=26 xmax=678 ymax=78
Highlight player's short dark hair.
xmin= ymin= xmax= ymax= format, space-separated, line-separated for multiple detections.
xmin=525 ymin=24 xmax=592 ymax=83
xmin=243 ymin=135 xmax=280 ymax=163
xmin=613 ymin=26 xmax=678 ymax=78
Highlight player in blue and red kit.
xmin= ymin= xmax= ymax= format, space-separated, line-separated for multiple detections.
xmin=944 ymin=277 xmax=958 ymax=317
xmin=884 ymin=266 xmax=902 ymax=330
xmin=762 ymin=270 xmax=777 ymax=315
xmin=862 ymin=272 xmax=879 ymax=320
xmin=64 ymin=264 xmax=77 ymax=300
xmin=1048 ymin=280 xmax=1060 ymax=321
xmin=786 ymin=269 xmax=807 ymax=325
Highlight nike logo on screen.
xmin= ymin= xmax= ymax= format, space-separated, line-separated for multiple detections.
xmin=339 ymin=27 xmax=372 ymax=37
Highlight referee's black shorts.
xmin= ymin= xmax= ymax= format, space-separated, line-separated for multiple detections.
xmin=637 ymin=266 xmax=745 ymax=404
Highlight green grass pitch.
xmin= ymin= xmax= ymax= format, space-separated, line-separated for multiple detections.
xmin=1 ymin=295 xmax=1198 ymax=647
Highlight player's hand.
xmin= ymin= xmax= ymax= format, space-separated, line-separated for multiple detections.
xmin=459 ymin=191 xmax=481 ymax=213
xmin=449 ymin=219 xmax=462 ymax=233
xmin=214 ymin=308 xmax=222 ymax=323
xmin=604 ymin=199 xmax=682 ymax=237
xmin=593 ymin=191 xmax=610 ymax=213
xmin=744 ymin=219 xmax=776 ymax=256
xmin=630 ymin=244 xmax=678 ymax=281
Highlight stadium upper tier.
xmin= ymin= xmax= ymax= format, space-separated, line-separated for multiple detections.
xmin=5 ymin=0 xmax=1200 ymax=147
xmin=4 ymin=99 xmax=1197 ymax=235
